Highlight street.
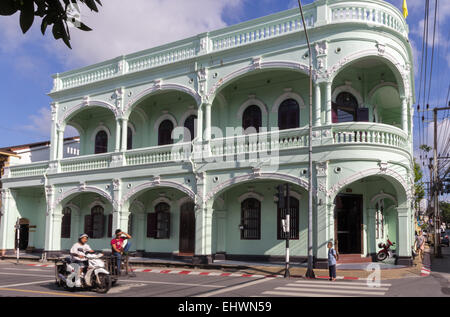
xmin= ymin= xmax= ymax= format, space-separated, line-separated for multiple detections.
xmin=0 ymin=260 xmax=448 ymax=298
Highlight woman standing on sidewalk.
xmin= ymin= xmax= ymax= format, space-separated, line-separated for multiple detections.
xmin=415 ymin=231 xmax=425 ymax=261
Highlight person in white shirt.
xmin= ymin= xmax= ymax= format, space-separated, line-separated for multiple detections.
xmin=70 ymin=234 xmax=94 ymax=287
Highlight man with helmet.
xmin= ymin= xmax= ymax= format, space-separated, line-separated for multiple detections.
xmin=70 ymin=233 xmax=95 ymax=287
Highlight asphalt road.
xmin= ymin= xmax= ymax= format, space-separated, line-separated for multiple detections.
xmin=0 ymin=260 xmax=448 ymax=298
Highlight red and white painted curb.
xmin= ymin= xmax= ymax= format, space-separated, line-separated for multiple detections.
xmin=25 ymin=264 xmax=371 ymax=280
xmin=420 ymin=265 xmax=431 ymax=276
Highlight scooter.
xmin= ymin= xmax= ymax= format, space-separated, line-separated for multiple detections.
xmin=376 ymin=239 xmax=396 ymax=262
xmin=55 ymin=250 xmax=114 ymax=293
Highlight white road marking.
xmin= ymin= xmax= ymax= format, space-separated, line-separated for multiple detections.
xmin=263 ymin=291 xmax=352 ymax=297
xmin=196 ymin=278 xmax=274 ymax=297
xmin=1 ymin=267 xmax=50 ymax=272
xmin=294 ymin=280 xmax=392 ymax=287
xmin=0 ymin=272 xmax=53 ymax=278
xmin=122 ymin=279 xmax=224 ymax=288
xmin=0 ymin=280 xmax=55 ymax=288
xmin=272 ymin=287 xmax=386 ymax=296
xmin=286 ymin=283 xmax=390 ymax=291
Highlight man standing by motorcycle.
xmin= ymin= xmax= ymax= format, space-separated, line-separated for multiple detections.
xmin=111 ymin=229 xmax=132 ymax=275
xmin=70 ymin=233 xmax=95 ymax=287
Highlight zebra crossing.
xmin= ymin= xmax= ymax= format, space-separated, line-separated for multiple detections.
xmin=261 ymin=279 xmax=391 ymax=297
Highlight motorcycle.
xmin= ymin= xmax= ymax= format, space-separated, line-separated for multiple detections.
xmin=376 ymin=239 xmax=396 ymax=262
xmin=55 ymin=250 xmax=116 ymax=293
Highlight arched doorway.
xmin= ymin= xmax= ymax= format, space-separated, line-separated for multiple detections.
xmin=179 ymin=202 xmax=195 ymax=255
xmin=15 ymin=218 xmax=30 ymax=251
xmin=334 ymin=194 xmax=363 ymax=254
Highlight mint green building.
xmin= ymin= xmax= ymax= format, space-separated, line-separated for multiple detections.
xmin=0 ymin=0 xmax=416 ymax=267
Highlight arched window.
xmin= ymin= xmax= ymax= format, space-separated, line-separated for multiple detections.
xmin=184 ymin=115 xmax=197 ymax=142
xmin=277 ymin=197 xmax=300 ymax=240
xmin=240 ymin=198 xmax=261 ymax=240
xmin=278 ymin=99 xmax=300 ymax=130
xmin=127 ymin=127 xmax=133 ymax=150
xmin=147 ymin=202 xmax=171 ymax=239
xmin=95 ymin=130 xmax=108 ymax=154
xmin=85 ymin=205 xmax=105 ymax=239
xmin=242 ymin=105 xmax=262 ymax=133
xmin=158 ymin=120 xmax=174 ymax=146
xmin=61 ymin=207 xmax=72 ymax=238
xmin=332 ymin=92 xmax=358 ymax=123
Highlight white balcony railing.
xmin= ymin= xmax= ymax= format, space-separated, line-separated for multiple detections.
xmin=50 ymin=0 xmax=407 ymax=93
xmin=4 ymin=123 xmax=410 ymax=179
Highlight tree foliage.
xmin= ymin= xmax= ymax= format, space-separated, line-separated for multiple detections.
xmin=440 ymin=201 xmax=450 ymax=225
xmin=0 ymin=0 xmax=102 ymax=49
xmin=414 ymin=159 xmax=425 ymax=211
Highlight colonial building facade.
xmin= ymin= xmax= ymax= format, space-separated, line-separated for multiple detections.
xmin=0 ymin=0 xmax=416 ymax=267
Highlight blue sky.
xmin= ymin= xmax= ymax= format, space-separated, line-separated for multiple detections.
xmin=0 ymin=0 xmax=448 ymax=165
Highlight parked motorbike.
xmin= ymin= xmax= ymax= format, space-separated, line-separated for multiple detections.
xmin=55 ymin=250 xmax=115 ymax=293
xmin=376 ymin=239 xmax=396 ymax=262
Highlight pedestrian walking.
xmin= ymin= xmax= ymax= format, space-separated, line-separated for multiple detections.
xmin=327 ymin=241 xmax=338 ymax=281
xmin=415 ymin=231 xmax=425 ymax=261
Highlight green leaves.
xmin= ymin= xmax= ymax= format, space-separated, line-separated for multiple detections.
xmin=0 ymin=0 xmax=102 ymax=49
xmin=19 ymin=0 xmax=35 ymax=34
xmin=0 ymin=0 xmax=19 ymax=16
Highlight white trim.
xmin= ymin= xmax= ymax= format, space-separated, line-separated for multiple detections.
xmin=60 ymin=100 xmax=118 ymax=127
xmin=63 ymin=203 xmax=81 ymax=216
xmin=238 ymin=192 xmax=265 ymax=203
xmin=54 ymin=186 xmax=113 ymax=210
xmin=272 ymin=91 xmax=305 ymax=113
xmin=368 ymin=82 xmax=399 ymax=100
xmin=127 ymin=121 xmax=136 ymax=135
xmin=207 ymin=61 xmax=311 ymax=101
xmin=121 ymin=180 xmax=196 ymax=206
xmin=91 ymin=124 xmax=112 ymax=142
xmin=179 ymin=109 xmax=198 ymax=127
xmin=124 ymin=83 xmax=202 ymax=117
xmin=152 ymin=197 xmax=173 ymax=209
xmin=88 ymin=199 xmax=107 ymax=211
xmin=237 ymin=97 xmax=268 ymax=119
xmin=370 ymin=192 xmax=398 ymax=207
xmin=178 ymin=196 xmax=194 ymax=208
xmin=332 ymin=85 xmax=364 ymax=106
xmin=206 ymin=172 xmax=310 ymax=202
xmin=153 ymin=113 xmax=178 ymax=132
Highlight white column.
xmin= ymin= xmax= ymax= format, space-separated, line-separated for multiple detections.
xmin=314 ymin=83 xmax=322 ymax=126
xmin=50 ymin=122 xmax=58 ymax=161
xmin=204 ymin=103 xmax=212 ymax=141
xmin=401 ymin=97 xmax=408 ymax=133
xmin=0 ymin=189 xmax=12 ymax=252
xmin=325 ymin=82 xmax=332 ymax=125
xmin=136 ymin=213 xmax=146 ymax=251
xmin=57 ymin=130 xmax=64 ymax=160
xmin=121 ymin=118 xmax=128 ymax=152
xmin=195 ymin=205 xmax=213 ymax=258
xmin=44 ymin=186 xmax=61 ymax=253
xmin=196 ymin=105 xmax=204 ymax=143
xmin=115 ymin=120 xmax=121 ymax=152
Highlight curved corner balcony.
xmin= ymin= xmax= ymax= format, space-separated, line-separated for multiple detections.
xmin=4 ymin=123 xmax=409 ymax=180
xmin=50 ymin=0 xmax=408 ymax=93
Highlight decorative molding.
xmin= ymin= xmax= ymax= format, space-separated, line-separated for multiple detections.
xmin=152 ymin=196 xmax=173 ymax=209
xmin=332 ymin=85 xmax=364 ymax=107
xmin=59 ymin=100 xmax=118 ymax=127
xmin=368 ymin=82 xmax=399 ymax=100
xmin=238 ymin=191 xmax=265 ymax=203
xmin=53 ymin=186 xmax=113 ymax=209
xmin=272 ymin=91 xmax=305 ymax=113
xmin=120 ymin=180 xmax=196 ymax=207
xmin=179 ymin=109 xmax=198 ymax=127
xmin=178 ymin=196 xmax=195 ymax=208
xmin=153 ymin=113 xmax=178 ymax=132
xmin=205 ymin=172 xmax=310 ymax=202
xmin=124 ymin=83 xmax=202 ymax=116
xmin=207 ymin=61 xmax=311 ymax=101
xmin=370 ymin=191 xmax=398 ymax=207
xmin=91 ymin=124 xmax=112 ymax=141
xmin=237 ymin=96 xmax=268 ymax=120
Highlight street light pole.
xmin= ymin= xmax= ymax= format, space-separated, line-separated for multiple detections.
xmin=297 ymin=0 xmax=315 ymax=279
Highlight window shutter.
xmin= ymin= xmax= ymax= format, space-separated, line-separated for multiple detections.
xmin=92 ymin=213 xmax=105 ymax=239
xmin=84 ymin=215 xmax=93 ymax=238
xmin=147 ymin=213 xmax=157 ymax=238
xmin=162 ymin=212 xmax=170 ymax=239
xmin=108 ymin=214 xmax=113 ymax=238
xmin=61 ymin=209 xmax=71 ymax=239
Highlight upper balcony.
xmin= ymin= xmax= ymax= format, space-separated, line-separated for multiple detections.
xmin=49 ymin=0 xmax=409 ymax=95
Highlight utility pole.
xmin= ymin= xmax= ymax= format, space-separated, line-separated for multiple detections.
xmin=15 ymin=218 xmax=20 ymax=265
xmin=297 ymin=0 xmax=315 ymax=279
xmin=433 ymin=105 xmax=450 ymax=257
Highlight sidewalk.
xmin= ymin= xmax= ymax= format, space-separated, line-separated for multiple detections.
xmin=1 ymin=252 xmax=426 ymax=280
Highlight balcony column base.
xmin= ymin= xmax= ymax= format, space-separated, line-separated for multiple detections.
xmin=110 ymin=153 xmax=126 ymax=168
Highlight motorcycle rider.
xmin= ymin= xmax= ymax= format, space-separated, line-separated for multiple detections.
xmin=70 ymin=233 xmax=95 ymax=287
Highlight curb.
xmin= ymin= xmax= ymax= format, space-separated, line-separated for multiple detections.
xmin=420 ymin=265 xmax=431 ymax=276
xmin=26 ymin=264 xmax=370 ymax=280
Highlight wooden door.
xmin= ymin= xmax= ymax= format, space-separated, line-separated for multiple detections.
xmin=334 ymin=194 xmax=363 ymax=254
xmin=179 ymin=202 xmax=195 ymax=255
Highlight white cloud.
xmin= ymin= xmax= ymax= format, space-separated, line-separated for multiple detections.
xmin=43 ymin=0 xmax=244 ymax=67
xmin=22 ymin=107 xmax=78 ymax=139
